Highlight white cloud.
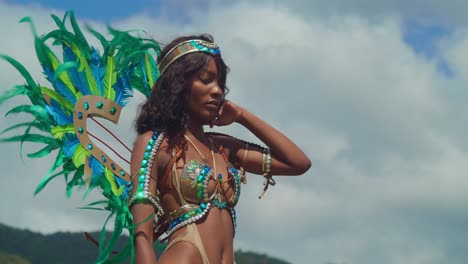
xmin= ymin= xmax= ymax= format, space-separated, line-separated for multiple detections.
xmin=1 ymin=1 xmax=468 ymax=264
xmin=213 ymin=0 xmax=468 ymax=25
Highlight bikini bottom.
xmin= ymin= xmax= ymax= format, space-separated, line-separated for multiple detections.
xmin=163 ymin=223 xmax=211 ymax=264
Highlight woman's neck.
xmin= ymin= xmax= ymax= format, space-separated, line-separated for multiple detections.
xmin=185 ymin=122 xmax=207 ymax=143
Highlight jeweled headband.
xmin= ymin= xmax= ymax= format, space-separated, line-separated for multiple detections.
xmin=158 ymin=39 xmax=221 ymax=75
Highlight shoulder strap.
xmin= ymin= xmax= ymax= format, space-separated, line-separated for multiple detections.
xmin=160 ymin=140 xmax=185 ymax=192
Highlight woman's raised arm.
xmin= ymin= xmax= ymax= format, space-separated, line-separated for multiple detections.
xmin=213 ymin=100 xmax=311 ymax=176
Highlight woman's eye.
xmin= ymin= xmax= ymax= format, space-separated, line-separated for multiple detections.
xmin=200 ymin=75 xmax=214 ymax=84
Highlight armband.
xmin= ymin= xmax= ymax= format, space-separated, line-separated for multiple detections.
xmin=128 ymin=131 xmax=165 ymax=216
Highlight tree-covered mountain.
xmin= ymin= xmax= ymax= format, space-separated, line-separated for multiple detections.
xmin=0 ymin=251 xmax=31 ymax=264
xmin=0 ymin=223 xmax=291 ymax=264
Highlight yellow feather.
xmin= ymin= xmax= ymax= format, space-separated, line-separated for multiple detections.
xmin=72 ymin=144 xmax=89 ymax=167
xmin=40 ymin=86 xmax=74 ymax=111
xmin=70 ymin=43 xmax=99 ymax=95
xmin=105 ymin=167 xmax=124 ymax=196
xmin=103 ymin=55 xmax=116 ymax=100
xmin=145 ymin=54 xmax=155 ymax=87
xmin=51 ymin=124 xmax=75 ymax=140
xmin=47 ymin=51 xmax=81 ymax=98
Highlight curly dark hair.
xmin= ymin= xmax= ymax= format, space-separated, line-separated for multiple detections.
xmin=135 ymin=34 xmax=229 ymax=140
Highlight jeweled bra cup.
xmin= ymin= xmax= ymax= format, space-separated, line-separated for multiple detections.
xmin=178 ymin=159 xmax=241 ymax=207
xmin=180 ymin=160 xmax=214 ymax=204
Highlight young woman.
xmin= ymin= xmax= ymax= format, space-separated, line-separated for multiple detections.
xmin=129 ymin=34 xmax=311 ymax=264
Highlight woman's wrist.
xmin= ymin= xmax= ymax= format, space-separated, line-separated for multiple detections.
xmin=236 ymin=106 xmax=247 ymax=125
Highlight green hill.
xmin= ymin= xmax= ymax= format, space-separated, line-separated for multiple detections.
xmin=0 ymin=223 xmax=291 ymax=264
xmin=0 ymin=251 xmax=31 ymax=264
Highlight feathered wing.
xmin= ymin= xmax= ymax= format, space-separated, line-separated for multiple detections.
xmin=0 ymin=11 xmax=160 ymax=263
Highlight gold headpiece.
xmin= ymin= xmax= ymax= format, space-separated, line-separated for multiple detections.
xmin=158 ymin=39 xmax=221 ymax=75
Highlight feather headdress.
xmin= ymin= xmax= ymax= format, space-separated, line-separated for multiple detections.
xmin=0 ymin=11 xmax=160 ymax=263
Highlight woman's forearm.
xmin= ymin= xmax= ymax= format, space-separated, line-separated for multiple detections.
xmin=237 ymin=107 xmax=311 ymax=174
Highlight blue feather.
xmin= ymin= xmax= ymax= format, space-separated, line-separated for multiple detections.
xmin=43 ymin=66 xmax=77 ymax=104
xmin=114 ymin=176 xmax=131 ymax=198
xmin=62 ymin=46 xmax=90 ymax=95
xmin=45 ymin=100 xmax=73 ymax=126
xmin=114 ymin=70 xmax=133 ymax=106
xmin=90 ymin=48 xmax=104 ymax=96
xmin=62 ymin=133 xmax=79 ymax=158
xmin=88 ymin=155 xmax=105 ymax=186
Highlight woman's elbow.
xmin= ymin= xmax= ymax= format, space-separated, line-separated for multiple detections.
xmin=289 ymin=158 xmax=312 ymax=175
xmin=299 ymin=159 xmax=312 ymax=174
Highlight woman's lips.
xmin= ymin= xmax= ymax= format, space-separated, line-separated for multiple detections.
xmin=206 ymin=100 xmax=220 ymax=110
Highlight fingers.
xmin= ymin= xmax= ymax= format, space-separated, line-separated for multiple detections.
xmin=218 ymin=104 xmax=224 ymax=117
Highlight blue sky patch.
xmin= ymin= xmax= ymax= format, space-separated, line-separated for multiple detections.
xmin=403 ymin=19 xmax=454 ymax=77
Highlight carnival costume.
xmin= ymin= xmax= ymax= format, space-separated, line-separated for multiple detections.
xmin=0 ymin=12 xmax=274 ymax=264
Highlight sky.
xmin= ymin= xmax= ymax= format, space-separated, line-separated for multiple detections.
xmin=0 ymin=0 xmax=468 ymax=264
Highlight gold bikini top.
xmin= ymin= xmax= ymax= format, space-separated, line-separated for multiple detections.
xmin=165 ymin=135 xmax=242 ymax=237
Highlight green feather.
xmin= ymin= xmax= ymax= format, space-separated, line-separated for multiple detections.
xmin=85 ymin=25 xmax=109 ymax=52
xmin=78 ymin=206 xmax=105 ymax=211
xmin=82 ymin=200 xmax=108 ymax=207
xmin=0 ymin=121 xmax=49 ymax=135
xmin=19 ymin=16 xmax=37 ymax=37
xmin=69 ymin=11 xmax=91 ymax=58
xmin=0 ymin=85 xmax=29 ymax=105
xmin=0 ymin=55 xmax=42 ymax=105
xmin=50 ymin=14 xmax=66 ymax=30
xmin=5 ymin=105 xmax=49 ymax=121
xmin=27 ymin=143 xmax=60 ymax=158
xmin=144 ymin=54 xmax=155 ymax=87
xmin=34 ymin=170 xmax=65 ymax=195
xmin=96 ymin=211 xmax=115 ymax=262
xmin=34 ymin=151 xmax=67 ymax=195
xmin=66 ymin=165 xmax=84 ymax=197
xmin=0 ymin=133 xmax=57 ymax=145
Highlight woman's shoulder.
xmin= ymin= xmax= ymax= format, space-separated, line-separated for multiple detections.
xmin=133 ymin=131 xmax=170 ymax=156
xmin=133 ymin=131 xmax=173 ymax=170
xmin=206 ymin=131 xmax=243 ymax=149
